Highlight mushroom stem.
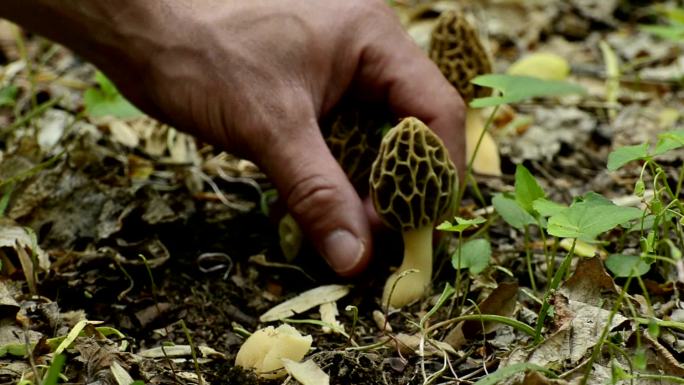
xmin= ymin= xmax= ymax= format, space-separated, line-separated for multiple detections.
xmin=465 ymin=108 xmax=501 ymax=177
xmin=382 ymin=225 xmax=434 ymax=309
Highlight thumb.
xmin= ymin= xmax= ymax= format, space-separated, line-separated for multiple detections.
xmin=258 ymin=116 xmax=372 ymax=277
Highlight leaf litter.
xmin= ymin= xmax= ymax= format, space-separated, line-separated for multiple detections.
xmin=1 ymin=2 xmax=684 ymax=385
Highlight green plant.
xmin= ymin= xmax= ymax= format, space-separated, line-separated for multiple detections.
xmin=640 ymin=6 xmax=684 ymax=41
xmin=84 ymin=71 xmax=142 ymax=118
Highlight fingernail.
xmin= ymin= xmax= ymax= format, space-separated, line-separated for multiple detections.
xmin=322 ymin=229 xmax=364 ymax=274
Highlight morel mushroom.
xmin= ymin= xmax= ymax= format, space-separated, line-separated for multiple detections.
xmin=278 ymin=104 xmax=388 ymax=261
xmin=429 ymin=10 xmax=501 ymax=176
xmin=370 ymin=117 xmax=457 ymax=308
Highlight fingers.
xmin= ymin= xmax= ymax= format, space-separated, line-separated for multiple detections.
xmin=254 ymin=109 xmax=372 ymax=277
xmin=355 ymin=18 xmax=467 ymax=175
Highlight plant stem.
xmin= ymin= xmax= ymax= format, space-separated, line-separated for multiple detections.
xmin=534 ymin=238 xmax=576 ymax=344
xmin=455 ymin=105 xmax=500 ymax=211
xmin=524 ymin=225 xmax=537 ymax=292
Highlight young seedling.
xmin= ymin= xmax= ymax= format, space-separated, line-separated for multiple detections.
xmin=370 ymin=117 xmax=457 ymax=309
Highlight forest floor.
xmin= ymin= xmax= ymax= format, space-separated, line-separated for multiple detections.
xmin=1 ymin=1 xmax=683 ymax=384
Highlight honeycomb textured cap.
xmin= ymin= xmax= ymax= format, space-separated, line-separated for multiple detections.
xmin=322 ymin=104 xmax=387 ymax=195
xmin=370 ymin=117 xmax=457 ymax=231
xmin=429 ymin=10 xmax=492 ymax=103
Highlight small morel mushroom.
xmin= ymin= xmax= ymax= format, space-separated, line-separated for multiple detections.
xmin=429 ymin=10 xmax=501 ymax=176
xmin=370 ymin=117 xmax=457 ymax=308
xmin=278 ymin=104 xmax=388 ymax=260
xmin=321 ymin=104 xmax=387 ymax=194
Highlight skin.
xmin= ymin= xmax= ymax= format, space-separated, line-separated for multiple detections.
xmin=0 ymin=0 xmax=466 ymax=276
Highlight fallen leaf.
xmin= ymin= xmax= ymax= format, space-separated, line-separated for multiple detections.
xmin=282 ymin=358 xmax=330 ymax=385
xmin=0 ymin=223 xmax=49 ymax=271
xmin=445 ymin=281 xmax=519 ymax=349
xmin=260 ymin=284 xmax=350 ymax=322
xmin=110 ymin=361 xmax=134 ymax=385
xmin=139 ymin=345 xmax=224 ymax=359
xmin=319 ymin=302 xmax=343 ymax=334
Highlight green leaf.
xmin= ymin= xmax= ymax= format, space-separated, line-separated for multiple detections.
xmin=473 ymin=363 xmax=557 ymax=385
xmin=611 ymin=360 xmax=632 ymax=382
xmin=84 ymin=71 xmax=143 ymax=118
xmin=647 ymin=318 xmax=660 ymax=338
xmin=640 ymin=24 xmax=684 ymax=41
xmin=547 ymin=194 xmax=643 ymax=241
xmin=633 ymin=348 xmax=647 ymax=370
xmin=470 ymin=74 xmax=586 ymax=108
xmin=43 ymin=354 xmax=67 ymax=385
xmin=605 ymin=254 xmax=651 ymax=277
xmin=436 ymin=216 xmax=486 ymax=233
xmin=627 ymin=214 xmax=656 ymax=233
xmin=607 ymin=143 xmax=650 ymax=171
xmin=452 ymin=238 xmax=491 ymax=274
xmin=579 ymin=191 xmax=615 ymax=207
xmin=532 ymin=198 xmax=567 ymax=218
xmin=654 ymin=129 xmax=684 ymax=155
xmin=0 ymin=85 xmax=18 ymax=107
xmin=492 ymin=193 xmax=536 ymax=230
xmin=421 ymin=283 xmax=455 ymax=328
xmin=514 ymin=164 xmax=545 ymax=214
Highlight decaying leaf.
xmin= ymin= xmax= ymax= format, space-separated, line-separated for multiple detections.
xmin=110 ymin=361 xmax=134 ymax=385
xmin=560 ymin=257 xmax=619 ymax=307
xmin=0 ymin=222 xmax=50 ymax=271
xmin=282 ymin=358 xmax=330 ymax=385
xmin=499 ymin=107 xmax=596 ymax=162
xmin=0 ymin=282 xmax=20 ymax=317
xmin=319 ymin=302 xmax=343 ymax=334
xmin=444 ymin=281 xmax=519 ymax=349
xmin=260 ymin=284 xmax=350 ymax=322
xmin=499 ymin=260 xmax=628 ymax=384
xmin=392 ymin=333 xmax=456 ymax=357
xmin=138 ymin=345 xmax=224 ymax=359
xmin=634 ymin=332 xmax=684 ymax=378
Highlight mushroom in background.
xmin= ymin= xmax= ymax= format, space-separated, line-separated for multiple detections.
xmin=430 ymin=10 xmax=502 ymax=177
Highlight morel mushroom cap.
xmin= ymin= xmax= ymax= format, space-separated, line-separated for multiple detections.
xmin=429 ymin=10 xmax=492 ymax=103
xmin=370 ymin=117 xmax=457 ymax=308
xmin=322 ymin=104 xmax=387 ymax=195
xmin=370 ymin=117 xmax=457 ymax=231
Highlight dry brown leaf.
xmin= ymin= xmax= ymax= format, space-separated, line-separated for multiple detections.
xmin=445 ymin=281 xmax=518 ymax=349
xmin=0 ymin=223 xmax=49 ymax=271
xmin=560 ymin=256 xmax=619 ymax=307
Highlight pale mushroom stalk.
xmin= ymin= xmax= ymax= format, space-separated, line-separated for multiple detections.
xmin=382 ymin=225 xmax=434 ymax=308
xmin=370 ymin=117 xmax=457 ymax=309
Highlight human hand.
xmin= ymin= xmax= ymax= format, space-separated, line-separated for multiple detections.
xmin=1 ymin=0 xmax=466 ymax=276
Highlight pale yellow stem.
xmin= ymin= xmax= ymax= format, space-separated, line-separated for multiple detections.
xmin=382 ymin=226 xmax=434 ymax=309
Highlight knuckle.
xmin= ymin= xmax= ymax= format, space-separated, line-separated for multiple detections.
xmin=286 ymin=173 xmax=340 ymax=220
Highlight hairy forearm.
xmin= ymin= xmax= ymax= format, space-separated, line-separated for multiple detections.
xmin=0 ymin=1 xmax=170 ymax=74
